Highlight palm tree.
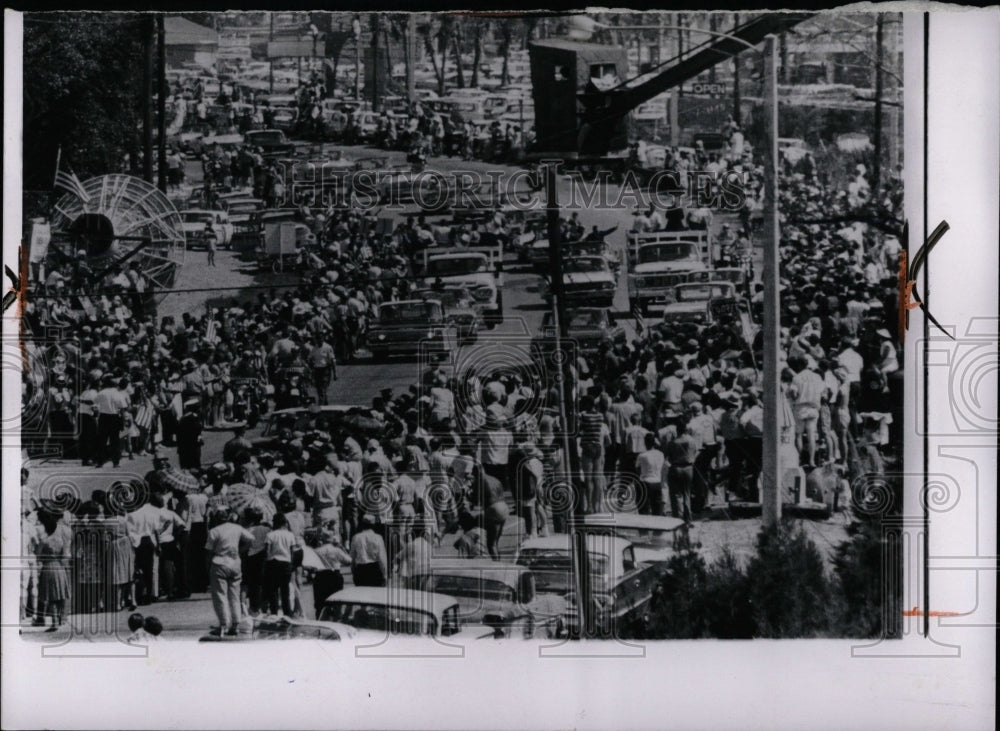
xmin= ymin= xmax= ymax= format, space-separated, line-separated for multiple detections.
xmin=498 ymin=18 xmax=514 ymax=86
xmin=417 ymin=18 xmax=446 ymax=96
xmin=450 ymin=18 xmax=465 ymax=89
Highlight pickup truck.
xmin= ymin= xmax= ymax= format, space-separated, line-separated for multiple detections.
xmin=515 ymin=532 xmax=668 ymax=638
xmin=626 ymin=229 xmax=713 ymax=315
xmin=422 ymin=245 xmax=504 ymax=328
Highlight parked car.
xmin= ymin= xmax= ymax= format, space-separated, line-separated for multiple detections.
xmin=318 ymin=587 xmax=495 ymax=639
xmin=406 ymin=560 xmax=567 ymax=639
xmin=515 ymin=533 xmax=668 ymax=638
xmin=244 ymin=129 xmax=295 ymax=157
xmin=368 ymin=299 xmax=457 ymax=362
xmin=218 ymin=197 xmax=265 ymax=251
xmin=581 ymin=513 xmax=687 ymax=565
xmin=180 ymin=209 xmax=233 ymax=249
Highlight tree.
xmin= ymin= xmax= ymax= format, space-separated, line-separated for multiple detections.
xmin=23 ymin=13 xmax=147 ymax=192
xmin=449 ymin=18 xmax=465 ymax=89
xmin=498 ymin=18 xmax=514 ymax=86
xmin=469 ymin=19 xmax=486 ymax=88
xmin=417 ymin=20 xmax=446 ymax=97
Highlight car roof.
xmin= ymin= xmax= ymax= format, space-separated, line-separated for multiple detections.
xmin=518 ymin=534 xmax=632 ymax=554
xmin=382 ymin=299 xmax=439 ymax=308
xmin=427 ymin=252 xmax=488 ymax=260
xmin=415 ymin=559 xmax=529 ymax=587
xmin=181 ymin=209 xmax=216 ymax=215
xmin=325 ymin=586 xmax=458 ymax=615
xmin=583 ymin=513 xmax=686 ymax=532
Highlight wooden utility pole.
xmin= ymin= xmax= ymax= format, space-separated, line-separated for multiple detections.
xmin=142 ymin=15 xmax=154 ymax=184
xmin=546 ymin=162 xmax=590 ymax=637
xmin=873 ymin=13 xmax=884 ymax=198
xmin=269 ymin=12 xmax=275 ymax=94
xmin=406 ymin=13 xmax=416 ymax=105
xmin=761 ymin=35 xmax=781 ymax=530
xmin=732 ymin=13 xmax=741 ymax=124
xmin=371 ymin=17 xmax=380 ymax=111
xmin=157 ymin=14 xmax=168 ymax=193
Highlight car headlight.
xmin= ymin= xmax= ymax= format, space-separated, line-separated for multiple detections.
xmin=377 ymin=333 xmax=386 ymax=341
xmin=472 ymin=287 xmax=493 ymax=302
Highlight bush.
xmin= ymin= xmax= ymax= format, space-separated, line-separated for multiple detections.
xmin=703 ymin=549 xmax=754 ymax=639
xmin=639 ymin=537 xmax=710 ymax=640
xmin=746 ymin=519 xmax=835 ymax=638
xmin=832 ymin=519 xmax=901 ymax=639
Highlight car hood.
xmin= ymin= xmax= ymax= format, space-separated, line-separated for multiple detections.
xmin=663 ymin=301 xmax=709 ymax=315
xmin=633 ymin=261 xmax=704 ymax=275
xmin=424 ymin=274 xmax=493 ymax=288
xmin=564 ymin=271 xmax=614 ymax=285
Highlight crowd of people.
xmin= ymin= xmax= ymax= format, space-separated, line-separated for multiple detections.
xmin=21 ymin=98 xmax=903 ymax=633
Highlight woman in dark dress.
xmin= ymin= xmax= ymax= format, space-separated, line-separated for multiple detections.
xmin=176 ymin=400 xmax=203 ymax=470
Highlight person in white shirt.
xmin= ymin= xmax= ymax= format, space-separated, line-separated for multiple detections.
xmin=635 ymin=433 xmax=667 ymax=516
xmin=350 ymin=518 xmax=387 ymax=587
xmin=263 ymin=513 xmax=299 ymax=617
xmin=205 ymin=510 xmax=252 ymax=635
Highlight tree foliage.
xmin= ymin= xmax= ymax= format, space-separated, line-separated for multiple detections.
xmin=23 ymin=12 xmax=147 ymax=191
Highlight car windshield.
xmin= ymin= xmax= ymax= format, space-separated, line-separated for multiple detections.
xmin=637 ymin=243 xmax=698 ymax=264
xmin=183 ymin=213 xmax=214 ymax=224
xmin=380 ymin=301 xmax=444 ymax=323
xmin=422 ymin=575 xmax=516 ymax=604
xmin=427 ymin=257 xmax=488 ymax=277
xmin=568 ymin=310 xmax=605 ymax=328
xmin=516 ymin=550 xmax=609 ymax=593
xmin=319 ymin=601 xmax=437 ymax=636
xmin=414 ymin=289 xmax=472 ymax=309
xmin=608 ymin=526 xmax=676 ymax=549
xmin=676 ymin=284 xmax=732 ymax=302
xmin=227 ymin=203 xmax=259 ymax=215
xmin=564 ymin=257 xmax=607 ymax=273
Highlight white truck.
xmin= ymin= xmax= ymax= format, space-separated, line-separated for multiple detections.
xmin=626 ymin=229 xmax=713 ymax=315
xmin=421 ymin=244 xmax=504 ymax=328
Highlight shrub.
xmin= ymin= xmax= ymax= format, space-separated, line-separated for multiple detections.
xmin=703 ymin=549 xmax=754 ymax=639
xmin=746 ymin=519 xmax=835 ymax=638
xmin=832 ymin=519 xmax=901 ymax=639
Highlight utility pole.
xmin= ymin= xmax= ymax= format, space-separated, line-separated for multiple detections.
xmin=406 ymin=13 xmax=416 ymax=105
xmin=157 ymin=14 xmax=167 ymax=193
xmin=142 ymin=15 xmax=154 ymax=184
xmin=354 ymin=16 xmax=362 ymax=101
xmin=269 ymin=12 xmax=275 ymax=94
xmin=732 ymin=13 xmax=741 ymax=124
xmin=371 ymin=16 xmax=380 ymax=111
xmin=761 ymin=35 xmax=781 ymax=531
xmin=709 ymin=14 xmax=717 ymax=83
xmin=545 ymin=162 xmax=590 ymax=638
xmin=873 ymin=13 xmax=884 ymax=199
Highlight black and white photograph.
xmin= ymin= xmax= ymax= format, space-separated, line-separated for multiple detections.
xmin=2 ymin=6 xmax=996 ymax=730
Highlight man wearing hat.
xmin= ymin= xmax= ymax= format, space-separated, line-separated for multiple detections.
xmin=718 ymin=393 xmax=745 ymax=500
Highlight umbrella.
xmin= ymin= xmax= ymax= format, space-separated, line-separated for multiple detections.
xmin=241 ymin=495 xmax=277 ymax=525
xmin=300 ymin=545 xmax=325 ymax=572
xmin=160 ymin=468 xmax=200 ymax=493
xmin=224 ymin=483 xmax=263 ymax=510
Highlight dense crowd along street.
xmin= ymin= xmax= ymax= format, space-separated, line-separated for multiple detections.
xmin=18 ymin=11 xmax=904 ymax=642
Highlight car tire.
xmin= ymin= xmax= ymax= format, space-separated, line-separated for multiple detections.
xmin=371 ymin=350 xmax=388 ymax=363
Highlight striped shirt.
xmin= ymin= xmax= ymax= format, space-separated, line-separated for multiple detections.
xmin=579 ymin=411 xmax=605 ymax=447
